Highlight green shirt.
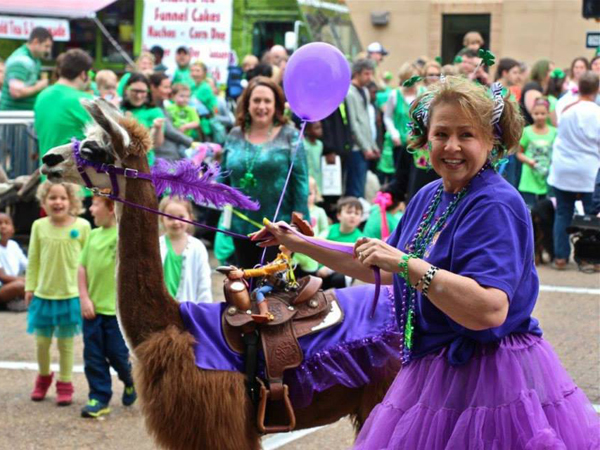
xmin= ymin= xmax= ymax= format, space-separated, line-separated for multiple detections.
xmin=123 ymin=106 xmax=165 ymax=166
xmin=163 ymin=236 xmax=183 ymax=298
xmin=325 ymin=223 xmax=364 ymax=243
xmin=166 ymin=103 xmax=200 ymax=139
xmin=303 ymin=138 xmax=323 ymax=191
xmin=518 ymin=125 xmax=557 ymax=195
xmin=34 ymin=84 xmax=93 ymax=158
xmin=79 ymin=226 xmax=118 ymax=315
xmin=25 ymin=217 xmax=91 ymax=299
xmin=173 ymin=67 xmax=195 ymax=89
xmin=0 ymin=45 xmax=42 ymax=111
xmin=191 ymin=80 xmax=217 ymax=135
xmin=363 ymin=204 xmax=403 ymax=240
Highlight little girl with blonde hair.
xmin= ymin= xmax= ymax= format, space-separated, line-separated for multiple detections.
xmin=26 ymin=181 xmax=90 ymax=405
xmin=158 ymin=196 xmax=212 ymax=304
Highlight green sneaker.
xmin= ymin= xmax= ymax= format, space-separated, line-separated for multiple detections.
xmin=81 ymin=399 xmax=110 ymax=418
xmin=122 ymin=385 xmax=137 ymax=406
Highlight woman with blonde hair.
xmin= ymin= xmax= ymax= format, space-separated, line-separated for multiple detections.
xmin=257 ymin=76 xmax=599 ymax=449
xmin=117 ymin=51 xmax=155 ymax=97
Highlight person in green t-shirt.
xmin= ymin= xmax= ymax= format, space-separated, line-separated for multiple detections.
xmin=363 ymin=190 xmax=404 ymax=240
xmin=34 ymin=49 xmax=94 ymax=161
xmin=317 ymin=197 xmax=364 ymax=289
xmin=172 ymin=46 xmax=195 ymax=89
xmin=190 ymin=60 xmax=218 ymax=139
xmin=121 ymin=73 xmax=165 ymax=166
xmin=79 ymin=196 xmax=136 ymax=418
xmin=516 ymin=98 xmax=557 ymax=208
xmin=0 ymin=27 xmax=53 ymax=111
xmin=166 ymin=83 xmax=201 ymax=140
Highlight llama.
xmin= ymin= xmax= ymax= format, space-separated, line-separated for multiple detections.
xmin=40 ymin=99 xmax=399 ymax=450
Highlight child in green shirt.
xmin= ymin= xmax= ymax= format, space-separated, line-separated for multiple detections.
xmin=516 ymin=98 xmax=557 ymax=208
xmin=317 ymin=197 xmax=364 ymax=289
xmin=166 ymin=83 xmax=201 ymax=140
xmin=78 ymin=196 xmax=135 ymax=418
xmin=26 ymin=182 xmax=91 ymax=406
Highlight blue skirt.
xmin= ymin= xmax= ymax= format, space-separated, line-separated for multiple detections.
xmin=27 ymin=296 xmax=82 ymax=338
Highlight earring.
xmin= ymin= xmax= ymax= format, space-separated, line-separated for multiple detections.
xmin=244 ymin=112 xmax=251 ymax=130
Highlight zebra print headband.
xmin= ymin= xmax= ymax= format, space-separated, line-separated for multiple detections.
xmin=409 ymin=79 xmax=505 ymax=140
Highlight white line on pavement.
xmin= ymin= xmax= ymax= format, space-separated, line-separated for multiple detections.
xmin=262 ymin=426 xmax=326 ymax=450
xmin=0 ymin=363 xmax=598 ymax=444
xmin=0 ymin=361 xmax=116 ymax=375
xmin=539 ymin=285 xmax=600 ymax=295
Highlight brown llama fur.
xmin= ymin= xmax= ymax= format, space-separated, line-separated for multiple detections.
xmin=134 ymin=326 xmax=259 ymax=450
xmin=42 ymin=99 xmax=399 ymax=449
xmin=118 ymin=116 xmax=153 ymax=158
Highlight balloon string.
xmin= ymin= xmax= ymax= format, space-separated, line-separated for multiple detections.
xmin=260 ymin=121 xmax=307 ymax=266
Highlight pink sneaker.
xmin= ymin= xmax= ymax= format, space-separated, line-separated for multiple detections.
xmin=31 ymin=373 xmax=54 ymax=401
xmin=56 ymin=381 xmax=74 ymax=406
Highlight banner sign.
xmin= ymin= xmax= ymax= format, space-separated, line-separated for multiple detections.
xmin=142 ymin=0 xmax=233 ymax=84
xmin=0 ymin=16 xmax=70 ymax=41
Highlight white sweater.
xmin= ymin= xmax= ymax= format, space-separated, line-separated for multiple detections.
xmin=159 ymin=235 xmax=213 ymax=304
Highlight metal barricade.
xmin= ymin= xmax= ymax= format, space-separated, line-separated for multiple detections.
xmin=0 ymin=111 xmax=38 ymax=178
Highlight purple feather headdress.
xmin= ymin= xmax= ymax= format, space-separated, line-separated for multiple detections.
xmin=151 ymin=158 xmax=259 ymax=211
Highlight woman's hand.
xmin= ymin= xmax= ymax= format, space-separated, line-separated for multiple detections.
xmin=353 ymin=237 xmax=404 ymax=273
xmin=24 ymin=291 xmax=33 ymax=307
xmin=250 ymin=220 xmax=308 ymax=254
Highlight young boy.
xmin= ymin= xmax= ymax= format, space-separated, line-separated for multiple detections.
xmin=95 ymin=70 xmax=120 ymax=106
xmin=79 ymin=196 xmax=136 ymax=418
xmin=317 ymin=197 xmax=364 ymax=289
xmin=166 ymin=83 xmax=201 ymax=140
xmin=303 ymin=121 xmax=324 ymax=192
xmin=0 ymin=213 xmax=27 ymax=311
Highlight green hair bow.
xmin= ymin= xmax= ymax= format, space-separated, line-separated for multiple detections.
xmin=551 ymin=68 xmax=565 ymax=79
xmin=402 ymin=76 xmax=422 ymax=88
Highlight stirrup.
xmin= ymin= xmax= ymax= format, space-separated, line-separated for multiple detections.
xmin=256 ymin=379 xmax=296 ymax=434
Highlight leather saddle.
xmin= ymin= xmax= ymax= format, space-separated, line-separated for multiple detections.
xmin=222 ymin=276 xmax=344 ymax=434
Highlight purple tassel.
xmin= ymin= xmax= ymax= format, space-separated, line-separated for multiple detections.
xmin=151 ymin=158 xmax=260 ymax=211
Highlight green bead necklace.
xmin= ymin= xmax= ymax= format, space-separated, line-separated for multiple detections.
xmin=240 ymin=125 xmax=273 ymax=191
xmin=398 ymin=163 xmax=491 ymax=364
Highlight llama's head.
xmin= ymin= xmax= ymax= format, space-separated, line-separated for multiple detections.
xmin=40 ymin=98 xmax=152 ymax=189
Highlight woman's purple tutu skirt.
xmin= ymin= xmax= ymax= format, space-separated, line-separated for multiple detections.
xmin=354 ymin=333 xmax=599 ymax=450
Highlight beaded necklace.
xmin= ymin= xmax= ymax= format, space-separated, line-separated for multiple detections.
xmin=240 ymin=125 xmax=273 ymax=190
xmin=398 ymin=162 xmax=491 ymax=364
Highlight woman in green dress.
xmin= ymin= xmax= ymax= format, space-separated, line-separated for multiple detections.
xmin=121 ymin=73 xmax=165 ymax=166
xmin=221 ymin=76 xmax=309 ymax=268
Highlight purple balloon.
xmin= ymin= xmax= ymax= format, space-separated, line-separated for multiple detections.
xmin=283 ymin=43 xmax=351 ymax=122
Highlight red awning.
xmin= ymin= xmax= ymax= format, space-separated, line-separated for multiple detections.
xmin=0 ymin=0 xmax=117 ymax=19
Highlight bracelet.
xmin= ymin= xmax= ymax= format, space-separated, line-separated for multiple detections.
xmin=421 ymin=265 xmax=440 ymax=297
xmin=397 ymin=254 xmax=416 ymax=281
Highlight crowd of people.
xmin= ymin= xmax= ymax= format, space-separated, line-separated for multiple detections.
xmin=0 ymin=25 xmax=598 ymax=444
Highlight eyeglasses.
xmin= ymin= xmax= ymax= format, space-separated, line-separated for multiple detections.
xmin=128 ymin=88 xmax=148 ymax=95
xmin=426 ymin=73 xmax=441 ymax=78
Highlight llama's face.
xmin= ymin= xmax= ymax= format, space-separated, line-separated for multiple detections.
xmin=41 ymin=98 xmax=131 ymax=190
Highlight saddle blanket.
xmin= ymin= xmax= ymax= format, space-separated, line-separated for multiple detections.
xmin=180 ymin=284 xmax=401 ymax=408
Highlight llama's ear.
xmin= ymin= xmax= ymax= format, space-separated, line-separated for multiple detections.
xmin=81 ymin=98 xmax=130 ymax=157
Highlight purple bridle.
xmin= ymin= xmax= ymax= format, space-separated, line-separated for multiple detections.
xmin=72 ymin=137 xmax=382 ymax=316
xmin=71 ymin=138 xmax=250 ymax=240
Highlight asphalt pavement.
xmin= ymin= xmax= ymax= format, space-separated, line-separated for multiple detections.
xmin=0 ymin=262 xmax=597 ymax=449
